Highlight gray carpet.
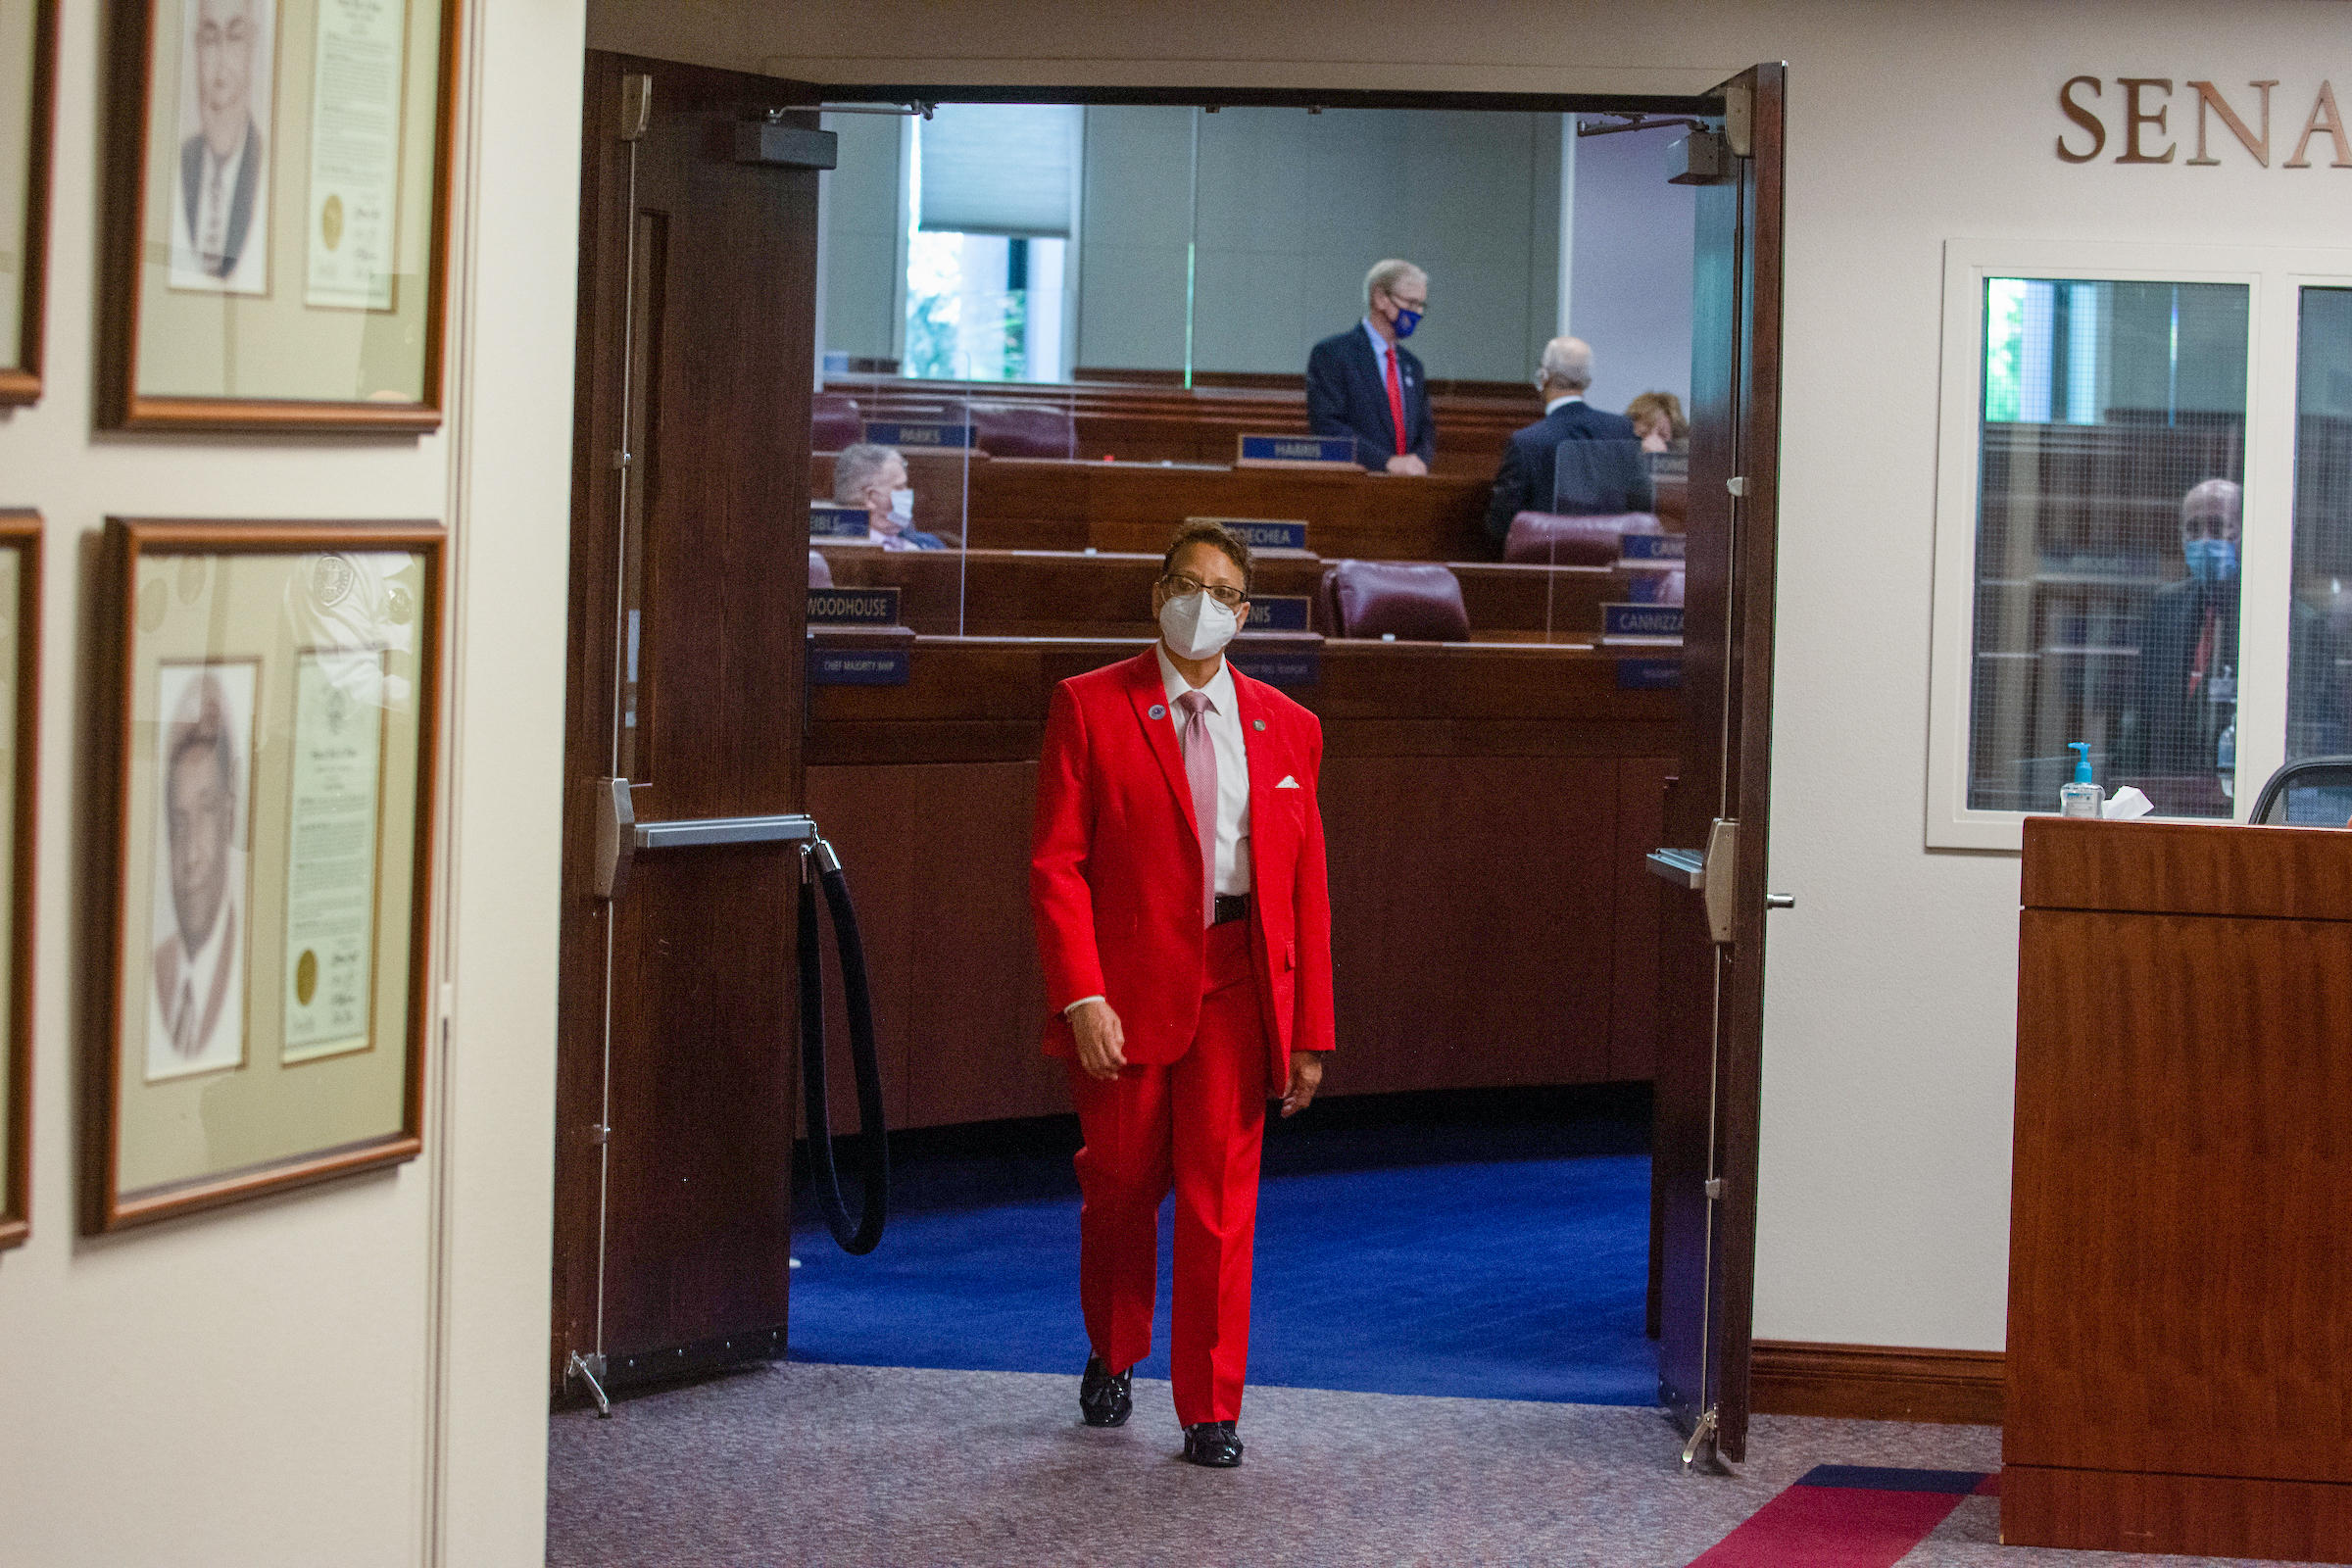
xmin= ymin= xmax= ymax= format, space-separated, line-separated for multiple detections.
xmin=545 ymin=1362 xmax=2311 ymax=1567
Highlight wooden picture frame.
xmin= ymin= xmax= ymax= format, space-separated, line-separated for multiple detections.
xmin=91 ymin=517 xmax=443 ymax=1231
xmin=1 ymin=0 xmax=57 ymax=405
xmin=98 ymin=0 xmax=462 ymax=432
xmin=0 ymin=512 xmax=38 ymax=1248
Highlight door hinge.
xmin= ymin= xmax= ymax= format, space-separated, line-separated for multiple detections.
xmin=1723 ymin=80 xmax=1754 ymax=158
xmin=1704 ymin=1176 xmax=1724 ymax=1200
xmin=1701 ymin=818 xmax=1739 ymax=944
xmin=619 ymin=74 xmax=652 ymax=142
xmin=1726 ymin=475 xmax=1748 ymax=497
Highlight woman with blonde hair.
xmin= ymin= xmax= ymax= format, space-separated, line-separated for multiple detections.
xmin=1625 ymin=390 xmax=1688 ymax=453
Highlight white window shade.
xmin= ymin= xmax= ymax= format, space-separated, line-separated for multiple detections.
xmin=917 ymin=105 xmax=1078 ymax=238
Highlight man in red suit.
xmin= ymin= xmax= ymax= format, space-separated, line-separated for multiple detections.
xmin=1031 ymin=519 xmax=1337 ymax=1468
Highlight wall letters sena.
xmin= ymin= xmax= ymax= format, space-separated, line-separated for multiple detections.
xmin=2057 ymin=76 xmax=2351 ymax=167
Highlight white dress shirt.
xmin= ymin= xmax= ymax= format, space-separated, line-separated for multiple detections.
xmin=1362 ymin=318 xmax=1402 ymax=392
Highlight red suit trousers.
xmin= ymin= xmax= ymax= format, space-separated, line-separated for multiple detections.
xmin=1066 ymin=918 xmax=1267 ymax=1427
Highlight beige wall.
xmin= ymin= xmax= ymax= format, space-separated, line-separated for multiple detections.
xmin=593 ymin=0 xmax=2352 ymax=1354
xmin=0 ymin=2 xmax=581 ymax=1563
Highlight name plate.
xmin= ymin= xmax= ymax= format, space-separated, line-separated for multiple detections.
xmin=808 ymin=586 xmax=901 ymax=627
xmin=1237 ymin=433 xmax=1357 ymax=466
xmin=1615 ymin=657 xmax=1684 ymax=690
xmin=1247 ymin=596 xmax=1312 ymax=632
xmin=808 ymin=647 xmax=910 ymax=686
xmin=1603 ymin=603 xmax=1686 ymax=642
xmin=810 ymin=504 xmax=871 ymax=540
xmin=1192 ymin=515 xmax=1308 ymax=553
xmin=1226 ymin=646 xmax=1320 ymax=689
xmin=863 ymin=420 xmax=976 ymax=449
xmin=1620 ymin=533 xmax=1687 ymax=563
xmin=1645 ymin=450 xmax=1689 ymax=481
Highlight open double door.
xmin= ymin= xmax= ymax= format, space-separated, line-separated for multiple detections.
xmin=549 ymin=53 xmax=1788 ymax=1468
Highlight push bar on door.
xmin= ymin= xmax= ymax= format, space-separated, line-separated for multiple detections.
xmin=632 ymin=813 xmax=821 ymax=851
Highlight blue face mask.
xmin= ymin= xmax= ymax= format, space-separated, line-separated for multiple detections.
xmin=1391 ymin=307 xmax=1423 ymax=339
xmin=2184 ymin=537 xmax=2238 ymax=584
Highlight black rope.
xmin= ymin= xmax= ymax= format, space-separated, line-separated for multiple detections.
xmin=797 ymin=847 xmax=889 ymax=1254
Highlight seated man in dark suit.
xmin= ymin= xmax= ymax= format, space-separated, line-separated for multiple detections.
xmin=1484 ymin=336 xmax=1654 ymax=543
xmin=1305 ymin=260 xmax=1435 ymax=475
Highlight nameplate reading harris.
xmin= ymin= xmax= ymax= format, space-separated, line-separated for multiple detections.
xmin=808 ymin=587 xmax=901 ymax=627
xmin=1602 ymin=603 xmax=1685 ymax=644
xmin=863 ymin=420 xmax=976 ymax=450
xmin=1190 ymin=516 xmax=1308 ymax=553
xmin=1236 ymin=434 xmax=1358 ymax=468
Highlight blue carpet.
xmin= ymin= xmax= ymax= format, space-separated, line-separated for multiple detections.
xmin=789 ymin=1093 xmax=1657 ymax=1406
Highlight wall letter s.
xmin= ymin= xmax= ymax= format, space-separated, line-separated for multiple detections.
xmin=2057 ymin=75 xmax=2105 ymax=164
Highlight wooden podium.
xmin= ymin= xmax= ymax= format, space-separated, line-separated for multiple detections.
xmin=2007 ymin=817 xmax=2352 ymax=1562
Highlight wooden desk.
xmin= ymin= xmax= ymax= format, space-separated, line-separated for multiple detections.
xmin=815 ymin=546 xmax=1639 ymax=640
xmin=2006 ymin=816 xmax=2352 ymax=1563
xmin=804 ymin=636 xmax=1676 ymax=1130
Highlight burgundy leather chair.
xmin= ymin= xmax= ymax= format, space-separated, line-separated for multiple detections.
xmin=970 ymin=401 xmax=1077 ymax=459
xmin=1502 ymin=510 xmax=1663 ymax=565
xmin=1317 ymin=560 xmax=1470 ymax=642
xmin=812 ymin=393 xmax=863 ymax=453
xmin=808 ymin=549 xmax=833 ymax=587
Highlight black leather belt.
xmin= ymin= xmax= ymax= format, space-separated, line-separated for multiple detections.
xmin=1212 ymin=893 xmax=1252 ymax=926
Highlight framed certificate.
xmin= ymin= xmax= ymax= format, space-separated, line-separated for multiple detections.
xmin=93 ymin=518 xmax=443 ymax=1231
xmin=0 ymin=513 xmax=38 ymax=1249
xmin=0 ymin=0 xmax=57 ymax=405
xmin=99 ymin=0 xmax=461 ymax=431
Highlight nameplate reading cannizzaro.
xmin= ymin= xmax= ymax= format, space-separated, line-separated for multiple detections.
xmin=1247 ymin=596 xmax=1312 ymax=632
xmin=1602 ymin=603 xmax=1686 ymax=644
xmin=1190 ymin=516 xmax=1308 ymax=553
xmin=862 ymin=420 xmax=976 ymax=449
xmin=810 ymin=504 xmax=871 ymax=540
xmin=807 ymin=587 xmax=902 ymax=627
xmin=1236 ymin=434 xmax=1359 ymax=468
xmin=808 ymin=647 xmax=911 ymax=685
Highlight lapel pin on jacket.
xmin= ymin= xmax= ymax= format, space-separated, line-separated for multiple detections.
xmin=1276 ymin=775 xmax=1301 ymax=789
xmin=1150 ymin=704 xmax=1167 ymax=720
xmin=1252 ymin=719 xmax=1265 ymax=731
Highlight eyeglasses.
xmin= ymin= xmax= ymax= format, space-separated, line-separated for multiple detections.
xmin=1162 ymin=572 xmax=1249 ymax=610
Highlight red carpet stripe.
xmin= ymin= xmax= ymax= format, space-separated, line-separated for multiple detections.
xmin=1686 ymin=1466 xmax=1992 ymax=1568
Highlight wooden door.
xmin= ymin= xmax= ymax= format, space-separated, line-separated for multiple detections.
xmin=551 ymin=53 xmax=826 ymax=1396
xmin=1651 ymin=62 xmax=1786 ymax=1467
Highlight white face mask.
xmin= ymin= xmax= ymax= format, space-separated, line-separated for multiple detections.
xmin=1159 ymin=589 xmax=1241 ymax=662
xmin=888 ymin=488 xmax=914 ymax=524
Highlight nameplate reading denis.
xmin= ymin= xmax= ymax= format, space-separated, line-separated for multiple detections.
xmin=808 ymin=587 xmax=901 ymax=627
xmin=863 ymin=420 xmax=976 ymax=449
xmin=810 ymin=504 xmax=871 ymax=539
xmin=1226 ymin=647 xmax=1320 ymax=689
xmin=1615 ymin=657 xmax=1683 ymax=690
xmin=1236 ymin=434 xmax=1358 ymax=467
xmin=1620 ymin=533 xmax=1687 ymax=563
xmin=808 ymin=647 xmax=911 ymax=686
xmin=1602 ymin=603 xmax=1685 ymax=643
xmin=1247 ymin=596 xmax=1312 ymax=632
xmin=1190 ymin=516 xmax=1308 ymax=553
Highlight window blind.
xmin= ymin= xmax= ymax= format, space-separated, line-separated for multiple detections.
xmin=916 ymin=105 xmax=1078 ymax=239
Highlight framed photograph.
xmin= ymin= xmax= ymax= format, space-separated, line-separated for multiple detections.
xmin=99 ymin=0 xmax=461 ymax=431
xmin=0 ymin=0 xmax=57 ymax=405
xmin=0 ymin=513 xmax=39 ymax=1250
xmin=93 ymin=517 xmax=443 ymax=1231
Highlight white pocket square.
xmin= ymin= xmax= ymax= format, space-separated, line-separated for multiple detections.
xmin=1275 ymin=775 xmax=1301 ymax=789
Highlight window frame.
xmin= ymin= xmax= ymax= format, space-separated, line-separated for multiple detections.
xmin=1924 ymin=239 xmax=2352 ymax=851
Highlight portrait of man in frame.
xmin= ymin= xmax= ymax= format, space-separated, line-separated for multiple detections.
xmin=145 ymin=661 xmax=256 ymax=1081
xmin=169 ymin=0 xmax=276 ymax=295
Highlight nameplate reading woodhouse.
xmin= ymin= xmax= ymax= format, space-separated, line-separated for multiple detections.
xmin=2055 ymin=75 xmax=2352 ymax=168
xmin=808 ymin=587 xmax=901 ymax=628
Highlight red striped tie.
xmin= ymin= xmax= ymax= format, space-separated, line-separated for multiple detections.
xmin=1384 ymin=348 xmax=1408 ymax=457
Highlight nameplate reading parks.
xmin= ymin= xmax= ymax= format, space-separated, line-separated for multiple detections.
xmin=809 ymin=647 xmax=910 ymax=686
xmin=1621 ymin=534 xmax=1687 ymax=563
xmin=1247 ymin=596 xmax=1312 ymax=632
xmin=863 ymin=420 xmax=976 ymax=450
xmin=1235 ymin=434 xmax=1359 ymax=469
xmin=1189 ymin=516 xmax=1308 ymax=553
xmin=810 ymin=504 xmax=871 ymax=540
xmin=1602 ymin=603 xmax=1686 ymax=644
xmin=808 ymin=587 xmax=902 ymax=627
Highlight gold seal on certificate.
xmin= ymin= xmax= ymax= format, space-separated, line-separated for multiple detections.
xmin=281 ymin=647 xmax=386 ymax=1062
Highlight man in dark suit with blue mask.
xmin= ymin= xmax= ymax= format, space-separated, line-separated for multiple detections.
xmin=1485 ymin=336 xmax=1654 ymax=543
xmin=1305 ymin=260 xmax=1435 ymax=475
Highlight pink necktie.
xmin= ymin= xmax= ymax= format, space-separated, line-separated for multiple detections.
xmin=1176 ymin=690 xmax=1217 ymax=926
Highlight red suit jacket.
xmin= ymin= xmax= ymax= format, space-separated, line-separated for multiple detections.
xmin=1032 ymin=649 xmax=1337 ymax=1093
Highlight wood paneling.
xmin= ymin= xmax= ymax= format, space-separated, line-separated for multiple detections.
xmin=2008 ymin=816 xmax=2352 ymax=1561
xmin=1749 ymin=1341 xmax=2004 ymax=1427
xmin=1609 ymin=759 xmax=1672 ymax=1081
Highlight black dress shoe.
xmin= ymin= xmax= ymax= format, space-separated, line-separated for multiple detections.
xmin=1079 ymin=1355 xmax=1132 ymax=1427
xmin=1182 ymin=1420 xmax=1244 ymax=1467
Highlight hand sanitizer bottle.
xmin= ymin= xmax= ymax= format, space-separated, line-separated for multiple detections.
xmin=2059 ymin=742 xmax=2102 ymax=819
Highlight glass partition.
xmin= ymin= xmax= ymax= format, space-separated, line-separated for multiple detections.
xmin=1965 ymin=277 xmax=2249 ymax=818
xmin=2283 ymin=286 xmax=2352 ymax=780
